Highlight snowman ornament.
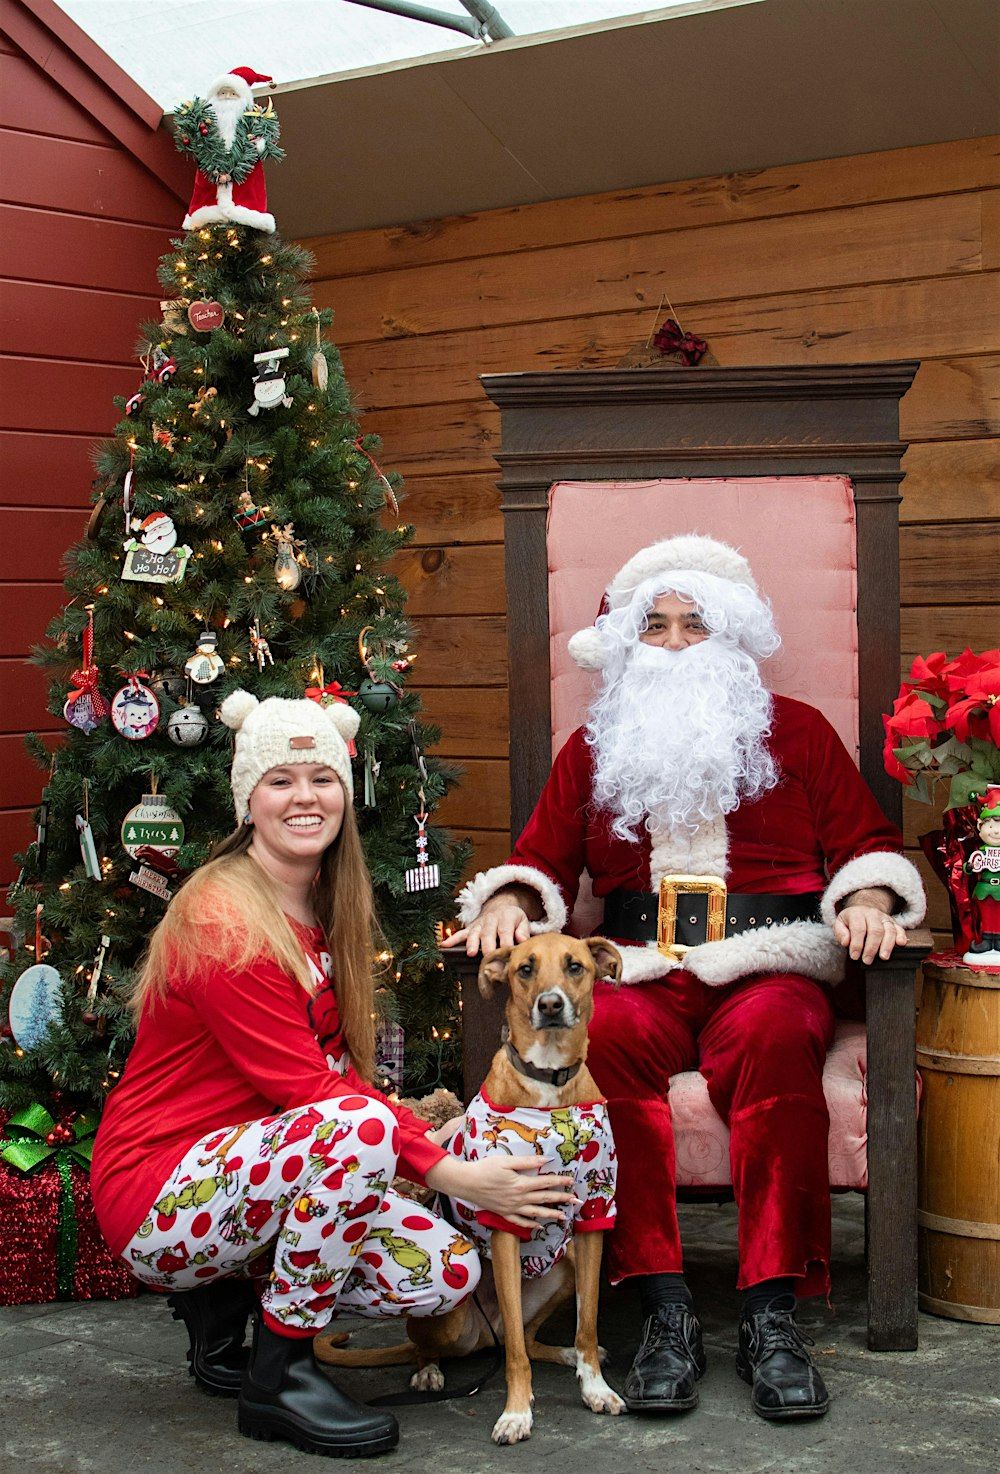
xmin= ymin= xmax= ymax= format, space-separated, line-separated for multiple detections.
xmin=185 ymin=630 xmax=225 ymax=685
xmin=248 ymin=347 xmax=292 ymax=416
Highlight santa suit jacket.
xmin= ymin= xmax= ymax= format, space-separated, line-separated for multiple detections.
xmin=458 ymin=696 xmax=925 ymax=986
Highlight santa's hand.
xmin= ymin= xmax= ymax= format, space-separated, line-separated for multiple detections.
xmin=442 ymin=902 xmax=532 ymax=957
xmin=834 ymin=905 xmax=907 ymax=964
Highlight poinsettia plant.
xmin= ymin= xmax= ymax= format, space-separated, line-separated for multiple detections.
xmin=883 ymin=648 xmax=1000 ymax=806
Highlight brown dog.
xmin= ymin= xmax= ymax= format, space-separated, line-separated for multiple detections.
xmin=314 ymin=932 xmax=625 ymax=1445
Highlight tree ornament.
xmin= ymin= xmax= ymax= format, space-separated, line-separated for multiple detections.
xmin=185 ymin=629 xmax=224 ymax=684
xmin=248 ymin=347 xmax=292 ymax=415
xmin=111 ymin=675 xmax=160 ymax=740
xmin=132 ymin=511 xmax=177 ymax=554
xmin=174 ymin=69 xmax=282 ymax=233
xmin=249 ymin=618 xmax=273 ymax=671
xmin=354 ymin=437 xmax=399 ymax=517
xmin=187 ymin=299 xmax=225 ymax=332
xmin=363 ymin=738 xmax=380 ymax=809
xmin=75 ymin=780 xmax=100 ymax=880
xmin=125 ymin=390 xmax=145 ymax=417
xmin=404 ymin=800 xmax=439 ymax=893
xmin=151 ymin=344 xmax=177 ymax=383
xmin=34 ymin=761 xmax=53 ymax=871
xmin=121 ymin=514 xmax=192 ymax=585
xmin=271 ymin=523 xmax=304 ymax=591
xmin=305 ymin=666 xmax=358 ymax=754
xmin=358 ymin=678 xmax=398 ymax=713
xmin=128 ymin=845 xmax=181 ymax=903
xmin=82 ymin=933 xmax=111 ymax=1028
xmin=310 ymin=309 xmax=328 ymax=390
xmin=121 ymin=788 xmax=185 ymax=858
xmin=167 ymin=703 xmax=209 ymax=746
xmin=189 ymin=385 xmax=218 ymax=419
xmin=7 ymin=906 xmax=61 ymax=1052
xmin=63 ymin=607 xmax=110 ymax=733
xmin=152 ymin=424 xmax=176 ymax=451
xmin=234 ymin=488 xmax=267 ymax=529
xmin=151 ymin=668 xmax=186 ymax=703
xmin=160 ymin=298 xmax=189 ymax=335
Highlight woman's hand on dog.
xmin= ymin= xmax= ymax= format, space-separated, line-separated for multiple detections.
xmin=425 ymin=1155 xmax=577 ymax=1231
xmin=442 ymin=901 xmax=533 ymax=957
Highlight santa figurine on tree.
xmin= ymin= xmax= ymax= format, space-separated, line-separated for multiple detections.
xmin=175 ymin=66 xmax=283 ymax=232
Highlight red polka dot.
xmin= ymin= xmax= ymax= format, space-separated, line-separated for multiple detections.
xmin=321 ymin=1222 xmax=338 ymax=1238
xmin=361 ymin=1251 xmax=383 ymax=1268
xmin=249 ymin=1163 xmax=270 ymax=1186
xmin=401 ymin=1215 xmax=433 ymax=1232
xmin=204 ymin=1133 xmax=226 ymax=1151
xmin=443 ymin=1264 xmax=469 ymax=1290
xmin=357 ymin=1118 xmax=385 ymax=1146
xmin=452 ymin=1132 xmax=464 ymax=1154
xmin=580 ymin=1141 xmax=600 ymax=1162
xmin=156 ymin=1212 xmax=176 ymax=1232
xmin=338 ymin=1096 xmax=369 ymax=1111
xmin=376 ymin=1272 xmax=392 ymax=1291
xmin=193 ymin=1266 xmax=218 ymax=1278
xmin=391 ymin=1127 xmax=399 ymax=1153
xmin=342 ymin=1221 xmax=367 ymax=1243
xmin=281 ymin=1154 xmax=304 ymax=1182
xmin=225 ymin=1156 xmax=243 ymax=1172
xmin=191 ymin=1212 xmax=212 ymax=1238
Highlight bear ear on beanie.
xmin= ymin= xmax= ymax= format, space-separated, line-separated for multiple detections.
xmin=219 ymin=689 xmax=259 ymax=731
xmin=323 ymin=700 xmax=361 ymax=744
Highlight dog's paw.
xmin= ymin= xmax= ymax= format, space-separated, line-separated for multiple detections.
xmin=598 ymin=1344 xmax=608 ymax=1365
xmin=578 ymin=1368 xmax=626 ymax=1416
xmin=410 ymin=1363 xmax=445 ymax=1393
xmin=492 ymin=1409 xmax=533 ymax=1444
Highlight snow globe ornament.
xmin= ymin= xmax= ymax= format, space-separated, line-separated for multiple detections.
xmin=122 ymin=794 xmax=185 ymax=858
xmin=167 ymin=703 xmax=208 ymax=747
xmin=111 ymin=676 xmax=160 ymax=741
xmin=185 ymin=630 xmax=224 ymax=685
xmin=248 ymin=347 xmax=292 ymax=415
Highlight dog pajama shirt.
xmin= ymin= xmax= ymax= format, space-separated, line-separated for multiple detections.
xmin=446 ymin=1091 xmax=617 ymax=1278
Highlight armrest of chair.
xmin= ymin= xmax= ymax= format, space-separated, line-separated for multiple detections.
xmin=440 ymin=949 xmax=505 ymax=1104
xmin=863 ymin=925 xmax=933 ymax=1350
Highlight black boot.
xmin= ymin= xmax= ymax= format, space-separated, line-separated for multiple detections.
xmin=622 ymin=1304 xmax=706 ymax=1412
xmin=167 ymin=1275 xmax=257 ymax=1396
xmin=238 ymin=1317 xmax=399 ymax=1458
xmin=736 ymin=1300 xmax=830 ymax=1420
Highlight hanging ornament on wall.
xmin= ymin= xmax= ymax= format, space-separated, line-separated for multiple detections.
xmin=63 ymin=606 xmax=110 ymax=733
xmin=353 ymin=437 xmax=399 ymax=518
xmin=121 ymin=786 xmax=185 ymax=858
xmin=185 ymin=629 xmax=225 ymax=685
xmin=248 ymin=347 xmax=292 ymax=415
xmin=187 ymin=298 xmax=225 ymax=332
xmin=7 ymin=906 xmax=62 ymax=1052
xmin=111 ymin=675 xmax=160 ymax=741
xmin=81 ymin=933 xmax=112 ymax=1029
xmin=75 ymin=779 xmax=101 ymax=880
xmin=310 ymin=309 xmax=328 ymax=390
xmin=167 ymin=701 xmax=209 ymax=746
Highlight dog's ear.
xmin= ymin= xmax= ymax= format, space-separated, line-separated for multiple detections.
xmin=478 ymin=946 xmax=513 ymax=998
xmin=582 ymin=936 xmax=623 ymax=983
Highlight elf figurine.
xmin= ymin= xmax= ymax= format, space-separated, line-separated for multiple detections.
xmin=963 ymin=786 xmax=1000 ymax=966
xmin=174 ymin=67 xmax=283 ymax=232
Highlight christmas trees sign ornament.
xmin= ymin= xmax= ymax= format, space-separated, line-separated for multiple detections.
xmin=121 ymin=793 xmax=185 ymax=858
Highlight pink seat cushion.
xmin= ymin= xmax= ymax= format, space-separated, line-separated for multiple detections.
xmin=669 ymin=1020 xmax=870 ymax=1190
xmin=547 ymin=476 xmax=859 ymax=758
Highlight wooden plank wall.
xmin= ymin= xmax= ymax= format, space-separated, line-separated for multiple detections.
xmin=303 ymin=135 xmax=1000 ymax=940
xmin=0 ymin=24 xmax=179 ymax=891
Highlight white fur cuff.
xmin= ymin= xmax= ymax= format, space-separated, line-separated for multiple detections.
xmin=820 ymin=851 xmax=926 ymax=929
xmin=456 ymin=864 xmax=568 ymax=934
xmin=683 ymin=920 xmax=845 ymax=988
xmin=616 ymin=944 xmax=681 ymax=984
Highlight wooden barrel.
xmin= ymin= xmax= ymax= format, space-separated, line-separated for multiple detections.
xmin=916 ymin=960 xmax=1000 ymax=1323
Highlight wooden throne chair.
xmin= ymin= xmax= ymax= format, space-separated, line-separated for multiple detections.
xmin=449 ymin=364 xmax=933 ymax=1351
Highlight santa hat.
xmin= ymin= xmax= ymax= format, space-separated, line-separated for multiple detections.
xmin=220 ymin=690 xmax=359 ymax=821
xmin=979 ymin=786 xmax=1000 ymax=820
xmin=567 ymin=534 xmax=759 ymax=671
xmin=209 ymin=67 xmax=274 ymax=101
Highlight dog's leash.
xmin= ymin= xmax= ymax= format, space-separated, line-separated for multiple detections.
xmin=367 ymin=1289 xmax=503 ymax=1407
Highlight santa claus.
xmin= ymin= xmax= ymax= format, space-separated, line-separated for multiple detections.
xmin=175 ymin=67 xmax=283 ymax=233
xmin=445 ymin=534 xmax=925 ymax=1422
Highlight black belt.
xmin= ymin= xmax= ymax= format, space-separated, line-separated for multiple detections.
xmin=603 ymin=887 xmax=822 ymax=950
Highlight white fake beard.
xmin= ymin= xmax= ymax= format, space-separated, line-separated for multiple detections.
xmin=210 ymin=95 xmax=245 ymax=149
xmin=587 ymin=639 xmax=779 ymax=841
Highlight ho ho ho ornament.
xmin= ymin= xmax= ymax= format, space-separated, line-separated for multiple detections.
xmin=122 ymin=513 xmax=191 ymax=585
xmin=111 ymin=676 xmax=160 ymax=741
xmin=167 ymin=702 xmax=209 ymax=746
xmin=248 ymin=347 xmax=292 ymax=415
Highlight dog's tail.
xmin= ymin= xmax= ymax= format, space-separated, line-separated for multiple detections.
xmin=313 ymin=1330 xmax=418 ymax=1368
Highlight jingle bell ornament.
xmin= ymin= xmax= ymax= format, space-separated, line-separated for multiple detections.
xmin=152 ymin=668 xmax=186 ymax=702
xmin=167 ymin=703 xmax=208 ymax=746
xmin=185 ymin=630 xmax=224 ymax=685
xmin=358 ymin=678 xmax=399 ymax=714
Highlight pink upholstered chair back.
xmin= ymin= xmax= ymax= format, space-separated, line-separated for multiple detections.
xmin=547 ymin=476 xmax=860 ymax=759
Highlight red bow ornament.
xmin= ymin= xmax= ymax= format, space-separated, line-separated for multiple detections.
xmin=306 ymin=682 xmax=357 ymax=756
xmin=653 ymin=318 xmax=708 ymax=366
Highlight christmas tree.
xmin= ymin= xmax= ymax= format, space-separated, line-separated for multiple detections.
xmin=0 ymin=75 xmax=467 ymax=1126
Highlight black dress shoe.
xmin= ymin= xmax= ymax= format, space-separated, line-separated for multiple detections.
xmin=167 ymin=1275 xmax=258 ymax=1396
xmin=623 ymin=1304 xmax=707 ymax=1412
xmin=736 ymin=1302 xmax=830 ymax=1421
xmin=238 ymin=1317 xmax=399 ymax=1458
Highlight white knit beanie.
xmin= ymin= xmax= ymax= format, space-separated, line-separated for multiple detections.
xmin=219 ymin=689 xmax=361 ymax=822
xmin=567 ymin=534 xmax=758 ymax=671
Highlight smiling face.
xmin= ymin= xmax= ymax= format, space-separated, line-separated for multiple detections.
xmin=247 ymin=764 xmax=346 ymax=874
xmin=638 ymin=591 xmax=709 ymax=649
xmin=479 ymin=933 xmax=623 ymax=1063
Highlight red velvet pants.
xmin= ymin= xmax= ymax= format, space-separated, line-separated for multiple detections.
xmin=587 ymin=969 xmax=836 ymax=1297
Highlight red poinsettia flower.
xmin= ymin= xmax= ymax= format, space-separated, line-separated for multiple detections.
xmin=902 ymin=650 xmax=951 ymax=700
xmin=943 ymin=647 xmax=1000 ymax=691
xmin=945 ymin=658 xmax=1000 ymax=743
xmin=884 ymin=691 xmax=941 ymax=741
xmin=882 ymin=717 xmax=913 ymax=785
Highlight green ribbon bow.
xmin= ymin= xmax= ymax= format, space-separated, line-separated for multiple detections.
xmin=1 ymin=1104 xmax=98 ymax=1299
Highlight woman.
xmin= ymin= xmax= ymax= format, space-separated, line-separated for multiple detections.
xmin=91 ymin=690 xmax=573 ymax=1459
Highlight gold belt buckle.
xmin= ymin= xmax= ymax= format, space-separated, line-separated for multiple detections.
xmin=657 ymin=874 xmax=728 ymax=960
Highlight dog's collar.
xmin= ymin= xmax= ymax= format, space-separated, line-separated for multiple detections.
xmin=503 ymin=1037 xmax=582 ymax=1089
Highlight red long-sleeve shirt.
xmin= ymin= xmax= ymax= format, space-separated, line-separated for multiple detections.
xmin=91 ymin=922 xmax=445 ymax=1255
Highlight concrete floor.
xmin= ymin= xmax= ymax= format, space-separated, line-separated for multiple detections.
xmin=2 ymin=1196 xmax=997 ymax=1474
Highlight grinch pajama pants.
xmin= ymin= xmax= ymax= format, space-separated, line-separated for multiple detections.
xmin=122 ymin=1095 xmax=481 ymax=1337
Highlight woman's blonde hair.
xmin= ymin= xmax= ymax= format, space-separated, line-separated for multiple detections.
xmin=131 ymin=787 xmax=378 ymax=1080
